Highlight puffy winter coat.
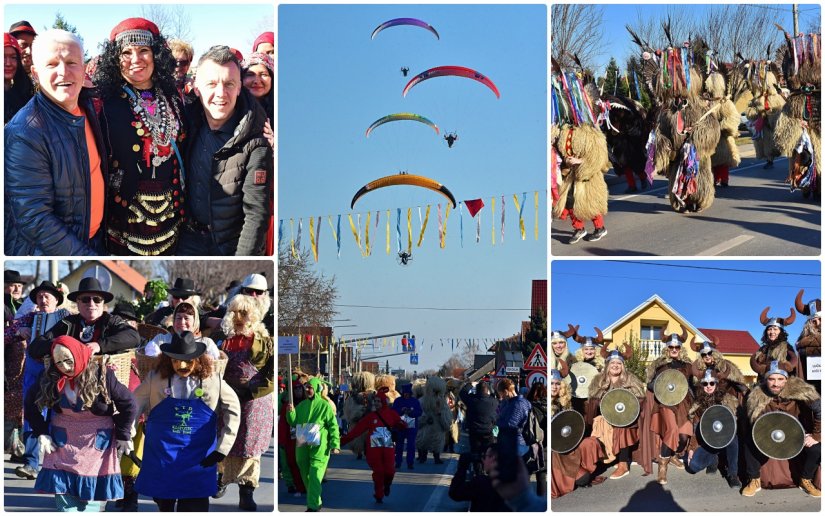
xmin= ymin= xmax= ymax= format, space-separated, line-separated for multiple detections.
xmin=184 ymin=89 xmax=272 ymax=255
xmin=5 ymin=90 xmax=106 ymax=255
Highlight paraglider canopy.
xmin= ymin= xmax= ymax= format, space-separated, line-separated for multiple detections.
xmin=365 ymin=113 xmax=440 ymax=138
xmin=351 ymin=173 xmax=457 ymax=209
xmin=371 ymin=18 xmax=440 ymax=40
xmin=402 ymin=65 xmax=500 ymax=99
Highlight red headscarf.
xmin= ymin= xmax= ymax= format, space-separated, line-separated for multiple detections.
xmin=252 ymin=31 xmax=274 ymax=53
xmin=4 ymin=33 xmax=21 ymax=59
xmin=51 ymin=335 xmax=95 ymax=393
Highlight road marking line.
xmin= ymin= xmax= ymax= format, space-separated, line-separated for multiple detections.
xmin=615 ymin=186 xmax=668 ymax=201
xmin=731 ymin=156 xmax=788 ymax=172
xmin=697 ymin=234 xmax=754 ymax=256
xmin=422 ymin=458 xmax=459 ymax=511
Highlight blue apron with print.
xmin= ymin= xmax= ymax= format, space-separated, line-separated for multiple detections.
xmin=134 ymin=378 xmax=218 ymax=499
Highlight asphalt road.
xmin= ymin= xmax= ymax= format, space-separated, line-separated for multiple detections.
xmin=552 ymin=143 xmax=821 ymax=256
xmin=551 ymin=461 xmax=821 ymax=512
xmin=3 ymin=439 xmax=275 ymax=512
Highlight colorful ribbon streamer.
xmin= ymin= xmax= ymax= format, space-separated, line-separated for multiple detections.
xmin=417 ymin=205 xmax=431 ymax=247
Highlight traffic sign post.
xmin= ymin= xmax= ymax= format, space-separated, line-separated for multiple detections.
xmin=526 ymin=370 xmax=547 ymax=388
xmin=279 ymin=336 xmax=300 ymax=405
xmin=524 ymin=344 xmax=547 ymax=371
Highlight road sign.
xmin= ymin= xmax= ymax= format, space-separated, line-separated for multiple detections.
xmin=496 ymin=364 xmax=507 ymax=377
xmin=279 ymin=336 xmax=299 ymax=354
xmin=524 ymin=344 xmax=547 ymax=370
xmin=526 ymin=370 xmax=547 ymax=387
xmin=505 ymin=366 xmax=521 ymax=374
xmin=410 ymin=353 xmax=419 ymax=365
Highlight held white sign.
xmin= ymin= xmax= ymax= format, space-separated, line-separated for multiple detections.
xmin=807 ymin=357 xmax=821 ymax=380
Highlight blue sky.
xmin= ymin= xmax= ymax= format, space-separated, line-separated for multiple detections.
xmin=278 ymin=4 xmax=547 ymax=372
xmin=552 ymin=260 xmax=821 ymax=353
xmin=557 ymin=3 xmax=821 ymax=78
xmin=3 ymin=3 xmax=273 ymax=62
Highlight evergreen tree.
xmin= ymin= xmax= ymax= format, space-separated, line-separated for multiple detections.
xmin=621 ymin=329 xmax=649 ymax=383
xmin=52 ymin=12 xmax=88 ymax=60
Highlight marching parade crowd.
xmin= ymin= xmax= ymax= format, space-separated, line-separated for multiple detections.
xmin=551 ymin=21 xmax=820 ymax=243
xmin=3 ymin=269 xmax=275 ymax=511
xmin=4 ymin=15 xmax=274 ymax=256
xmin=549 ymin=289 xmax=821 ymax=500
xmin=278 ymin=370 xmax=548 ymax=511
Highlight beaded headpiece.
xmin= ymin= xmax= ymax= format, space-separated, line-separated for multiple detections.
xmin=110 ymin=18 xmax=159 ymax=49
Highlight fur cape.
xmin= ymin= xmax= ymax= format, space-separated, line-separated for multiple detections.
xmin=745 ymin=71 xmax=785 ymax=160
xmin=588 ymin=369 xmax=646 ymax=400
xmin=796 ymin=332 xmax=821 ymax=357
xmin=416 ymin=376 xmax=453 ymax=453
xmin=375 ymin=374 xmax=400 ymax=405
xmin=752 ymin=340 xmax=796 ymax=375
xmin=691 ymin=353 xmax=746 ymax=385
xmin=411 ymin=378 xmax=426 ymax=399
xmin=746 ymin=376 xmax=820 ymax=423
xmin=551 ymin=347 xmax=571 ymax=367
xmin=553 ymin=123 xmax=611 ymax=221
xmin=645 ymin=346 xmax=692 ymax=383
xmin=341 ymin=372 xmax=376 ymax=456
xmin=705 ymin=72 xmax=742 ymax=168
xmin=570 ymin=348 xmax=605 ymax=372
xmin=688 ymin=391 xmax=739 ymax=420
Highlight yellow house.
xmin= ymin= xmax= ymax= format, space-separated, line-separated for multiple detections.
xmin=600 ymin=294 xmax=760 ymax=384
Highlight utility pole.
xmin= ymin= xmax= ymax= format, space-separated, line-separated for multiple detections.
xmin=793 ymin=4 xmax=799 ymax=37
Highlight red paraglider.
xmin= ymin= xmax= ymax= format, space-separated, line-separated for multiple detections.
xmin=402 ymin=66 xmax=500 ymax=99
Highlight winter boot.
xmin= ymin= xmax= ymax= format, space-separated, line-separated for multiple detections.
xmin=120 ymin=487 xmax=139 ymax=512
xmin=656 ymin=456 xmax=669 ymax=485
xmin=213 ymin=473 xmax=228 ymax=499
xmin=238 ymin=483 xmax=257 ymax=511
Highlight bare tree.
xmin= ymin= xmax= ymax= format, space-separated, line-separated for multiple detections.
xmin=278 ymin=247 xmax=337 ymax=333
xmin=141 ymin=5 xmax=193 ymax=42
xmin=551 ymin=4 xmax=606 ymax=71
xmin=248 ymin=14 xmax=275 ymax=53
xmin=159 ymin=260 xmax=273 ymax=307
xmin=705 ymin=4 xmax=781 ymax=64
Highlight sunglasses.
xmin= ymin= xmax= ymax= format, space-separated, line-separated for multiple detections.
xmin=700 ymin=381 xmax=717 ymax=386
xmin=175 ymin=59 xmax=190 ymax=67
xmin=78 ymin=295 xmax=104 ymax=304
xmin=172 ymin=295 xmax=190 ymax=300
xmin=241 ymin=288 xmax=265 ymax=296
xmin=700 ymin=352 xmax=713 ymax=357
xmin=667 ymin=345 xmax=682 ymax=350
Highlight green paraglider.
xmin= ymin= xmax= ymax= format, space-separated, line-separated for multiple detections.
xmin=365 ymin=113 xmax=440 ymax=138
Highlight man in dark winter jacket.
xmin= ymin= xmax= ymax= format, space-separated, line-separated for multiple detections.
xmin=5 ymin=29 xmax=106 ymax=256
xmin=178 ymin=45 xmax=272 ymax=256
xmin=460 ymin=382 xmax=499 ymax=472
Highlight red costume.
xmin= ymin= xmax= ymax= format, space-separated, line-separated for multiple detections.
xmin=340 ymin=392 xmax=407 ymax=502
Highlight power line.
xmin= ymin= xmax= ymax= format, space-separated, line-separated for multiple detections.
xmin=555 ymin=272 xmax=819 ymax=290
xmin=606 ymin=261 xmax=820 ymax=277
xmin=337 ymin=304 xmax=529 ymax=311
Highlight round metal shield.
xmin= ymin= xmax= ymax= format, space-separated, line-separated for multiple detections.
xmin=699 ymin=405 xmax=736 ymax=449
xmin=569 ymin=362 xmax=598 ymax=399
xmin=600 ymin=388 xmax=640 ymax=427
xmin=752 ymin=411 xmax=805 ymax=460
xmin=551 ymin=409 xmax=585 ymax=453
xmin=653 ymin=369 xmax=689 ymax=406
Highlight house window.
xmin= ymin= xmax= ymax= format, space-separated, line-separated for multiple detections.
xmin=640 ymin=325 xmax=665 ymax=358
xmin=640 ymin=325 xmax=661 ymax=341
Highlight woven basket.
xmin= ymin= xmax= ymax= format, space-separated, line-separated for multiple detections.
xmin=135 ymin=349 xmax=161 ymax=380
xmin=138 ymin=323 xmax=169 ymax=342
xmin=44 ymin=350 xmax=135 ymax=388
xmin=214 ymin=351 xmax=228 ymax=378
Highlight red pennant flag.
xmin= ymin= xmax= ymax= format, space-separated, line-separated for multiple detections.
xmin=464 ymin=198 xmax=485 ymax=218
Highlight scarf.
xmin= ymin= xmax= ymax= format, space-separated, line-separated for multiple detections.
xmin=51 ymin=335 xmax=94 ymax=394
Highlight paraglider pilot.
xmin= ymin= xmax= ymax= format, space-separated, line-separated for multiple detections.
xmin=400 ymin=67 xmax=409 ymax=77
xmin=444 ymin=132 xmax=458 ymax=148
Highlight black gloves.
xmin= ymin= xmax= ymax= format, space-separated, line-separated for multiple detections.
xmin=200 ymin=450 xmax=226 ymax=467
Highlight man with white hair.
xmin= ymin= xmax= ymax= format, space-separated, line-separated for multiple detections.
xmin=5 ymin=29 xmax=106 ymax=255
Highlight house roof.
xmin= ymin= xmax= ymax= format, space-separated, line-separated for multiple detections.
xmin=99 ymin=260 xmax=146 ymax=294
xmin=531 ymin=280 xmax=547 ymax=317
xmin=602 ymin=294 xmax=709 ymax=341
xmin=696 ymin=328 xmax=760 ymax=354
xmin=473 ymin=354 xmax=496 ymax=370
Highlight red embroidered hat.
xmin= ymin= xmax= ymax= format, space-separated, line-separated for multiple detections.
xmin=252 ymin=31 xmax=274 ymax=53
xmin=4 ymin=33 xmax=22 ymax=58
xmin=109 ymin=17 xmax=160 ymax=47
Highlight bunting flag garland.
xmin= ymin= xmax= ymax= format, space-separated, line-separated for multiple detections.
xmin=437 ymin=204 xmax=443 ymax=247
xmin=289 ymin=218 xmax=298 ymax=259
xmin=513 ymin=193 xmax=526 ymax=240
xmin=500 ymin=195 xmax=505 ymax=244
xmin=491 ymin=196 xmax=496 ymax=245
xmin=329 ymin=215 xmax=341 ymax=258
xmin=441 ymin=203 xmax=451 ymax=248
xmin=534 ymin=191 xmax=539 ymax=240
xmin=309 ymin=216 xmax=318 ymax=261
xmin=417 ymin=205 xmax=431 ymax=247
xmin=396 ymin=208 xmax=402 ymax=253
xmin=406 ymin=208 xmax=412 ymax=253
xmin=278 ymin=219 xmax=283 ymax=248
xmin=464 ymin=198 xmax=484 ymax=245
xmin=386 ymin=209 xmax=391 ymax=255
xmin=348 ymin=214 xmax=362 ymax=255
xmin=297 ymin=218 xmax=303 ymax=253
xmin=364 ymin=211 xmax=372 ymax=256
xmin=459 ymin=203 xmax=464 ymax=247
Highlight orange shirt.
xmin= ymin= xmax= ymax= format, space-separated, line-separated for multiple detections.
xmin=72 ymin=105 xmax=104 ymax=238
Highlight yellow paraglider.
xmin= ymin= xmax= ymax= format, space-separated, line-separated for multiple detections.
xmin=350 ymin=173 xmax=457 ymax=209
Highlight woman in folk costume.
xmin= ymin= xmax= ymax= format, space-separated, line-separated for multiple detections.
xmin=550 ymin=365 xmax=605 ymax=498
xmin=684 ymin=369 xmax=742 ymax=488
xmin=744 ymin=54 xmax=785 ymax=170
xmin=217 ymin=293 xmax=275 ymax=510
xmin=773 ymin=26 xmax=821 ymax=198
xmin=416 ymin=376 xmax=453 ymax=464
xmin=551 ymin=62 xmax=611 ymax=244
xmin=567 ymin=326 xmax=606 ymax=373
xmin=751 ymin=306 xmax=798 ymax=380
xmin=23 ymin=335 xmax=137 ymax=511
xmin=646 ymin=324 xmax=694 ymax=485
xmin=704 ymin=69 xmax=741 ymax=187
xmin=550 ymin=330 xmax=573 ymax=373
xmin=630 ymin=29 xmax=721 ymax=213
xmin=585 ymin=344 xmax=646 ymax=480
xmin=133 ymin=331 xmax=240 ymax=511
xmin=794 ymin=289 xmax=821 ymax=393
xmin=340 ymin=389 xmax=408 ymax=504
xmin=689 ymin=335 xmax=747 ymax=401
xmin=342 ymin=371 xmax=376 ymax=460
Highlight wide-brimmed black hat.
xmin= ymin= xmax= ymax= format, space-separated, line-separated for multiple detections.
xmin=168 ymin=278 xmax=199 ymax=298
xmin=160 ymin=331 xmax=206 ymax=360
xmin=112 ymin=302 xmax=140 ymax=322
xmin=67 ymin=277 xmax=114 ymax=303
xmin=29 ymin=281 xmax=64 ymax=305
xmin=4 ymin=270 xmax=24 ymax=284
